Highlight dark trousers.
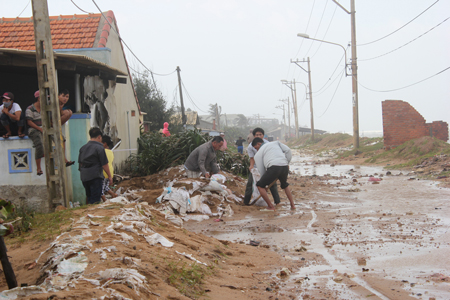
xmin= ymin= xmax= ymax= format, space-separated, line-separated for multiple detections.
xmin=82 ymin=178 xmax=103 ymax=204
xmin=244 ymin=172 xmax=280 ymax=205
xmin=0 ymin=112 xmax=25 ymax=136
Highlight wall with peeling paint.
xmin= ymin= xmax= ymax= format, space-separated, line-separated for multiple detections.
xmin=102 ymin=22 xmax=140 ymax=170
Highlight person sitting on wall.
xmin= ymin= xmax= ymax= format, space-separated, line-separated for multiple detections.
xmin=0 ymin=92 xmax=26 ymax=138
xmin=184 ymin=136 xmax=224 ymax=178
xmin=26 ymin=91 xmax=45 ymax=176
xmin=58 ymin=89 xmax=73 ymax=126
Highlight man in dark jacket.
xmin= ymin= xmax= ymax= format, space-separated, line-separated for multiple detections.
xmin=184 ymin=136 xmax=223 ymax=178
xmin=78 ymin=127 xmax=112 ymax=204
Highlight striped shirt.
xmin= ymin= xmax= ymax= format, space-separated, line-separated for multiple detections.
xmin=25 ymin=104 xmax=42 ymax=134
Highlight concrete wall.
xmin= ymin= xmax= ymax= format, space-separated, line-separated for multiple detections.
xmin=382 ymin=100 xmax=449 ymax=148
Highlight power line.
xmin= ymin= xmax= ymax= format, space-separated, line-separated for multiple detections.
xmin=312 ymin=45 xmax=348 ymax=94
xmin=359 ymin=16 xmax=450 ymax=61
xmin=316 ymin=70 xmax=345 ymax=118
xmin=70 ymin=0 xmax=93 ymax=14
xmin=180 ymin=80 xmax=208 ymax=113
xmin=304 ymin=0 xmax=329 ymax=58
xmin=358 ymin=0 xmax=440 ymax=46
xmin=310 ymin=3 xmax=338 ymax=59
xmin=294 ymin=0 xmax=316 ymax=59
xmin=313 ymin=66 xmax=345 ymax=97
xmin=355 ymin=66 xmax=450 ymax=92
xmin=17 ymin=0 xmax=31 ymax=18
xmin=90 ymin=0 xmax=176 ymax=83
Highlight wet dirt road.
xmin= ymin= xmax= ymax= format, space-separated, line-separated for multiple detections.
xmin=185 ymin=152 xmax=450 ymax=299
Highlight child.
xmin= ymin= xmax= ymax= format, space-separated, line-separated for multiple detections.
xmin=101 ymin=135 xmax=118 ymax=201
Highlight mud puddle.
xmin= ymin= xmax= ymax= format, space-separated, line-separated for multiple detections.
xmin=185 ymin=155 xmax=450 ymax=299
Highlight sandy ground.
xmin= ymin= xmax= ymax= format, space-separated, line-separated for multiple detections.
xmin=1 ymin=150 xmax=449 ymax=299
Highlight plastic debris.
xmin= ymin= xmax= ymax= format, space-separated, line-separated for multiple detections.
xmin=145 ymin=233 xmax=174 ymax=247
xmin=211 ymin=174 xmax=227 ymax=184
xmin=56 ymin=254 xmax=88 ymax=274
xmin=176 ymin=251 xmax=207 ymax=266
xmin=183 ymin=215 xmax=210 ymax=222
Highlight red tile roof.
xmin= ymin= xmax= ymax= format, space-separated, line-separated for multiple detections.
xmin=0 ymin=11 xmax=115 ymax=50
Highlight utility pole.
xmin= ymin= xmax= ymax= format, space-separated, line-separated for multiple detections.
xmin=291 ymin=58 xmax=314 ymax=140
xmin=176 ymin=66 xmax=186 ymax=128
xmin=332 ymin=0 xmax=359 ymax=148
xmin=292 ymin=81 xmax=299 ymax=138
xmin=32 ymin=0 xmax=69 ymax=209
xmin=279 ymin=98 xmax=290 ymax=138
xmin=215 ymin=103 xmax=221 ymax=130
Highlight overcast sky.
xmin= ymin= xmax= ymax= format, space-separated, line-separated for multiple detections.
xmin=4 ymin=0 xmax=450 ymax=136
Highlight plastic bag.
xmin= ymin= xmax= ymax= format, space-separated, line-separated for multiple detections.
xmin=201 ymin=180 xmax=224 ymax=192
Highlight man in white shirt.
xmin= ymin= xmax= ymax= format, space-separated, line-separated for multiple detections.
xmin=252 ymin=138 xmax=295 ymax=211
xmin=0 ymin=92 xmax=25 ymax=138
xmin=243 ymin=127 xmax=280 ymax=205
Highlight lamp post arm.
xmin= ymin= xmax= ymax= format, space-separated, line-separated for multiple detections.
xmin=305 ymin=37 xmax=347 ymax=65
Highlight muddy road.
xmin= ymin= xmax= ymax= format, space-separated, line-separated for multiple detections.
xmin=185 ymin=151 xmax=450 ymax=300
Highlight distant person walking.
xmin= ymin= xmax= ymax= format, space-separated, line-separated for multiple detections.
xmin=235 ymin=136 xmax=246 ymax=154
xmin=78 ymin=127 xmax=112 ymax=204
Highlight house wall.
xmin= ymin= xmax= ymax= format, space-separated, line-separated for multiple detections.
xmin=382 ymin=100 xmax=449 ymax=148
xmin=103 ymin=23 xmax=140 ymax=170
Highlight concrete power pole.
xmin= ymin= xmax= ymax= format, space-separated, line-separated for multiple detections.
xmin=350 ymin=0 xmax=359 ymax=149
xmin=332 ymin=0 xmax=359 ymax=149
xmin=307 ymin=58 xmax=314 ymax=140
xmin=176 ymin=66 xmax=186 ymax=128
xmin=32 ymin=0 xmax=69 ymax=209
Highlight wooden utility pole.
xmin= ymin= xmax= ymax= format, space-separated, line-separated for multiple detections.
xmin=32 ymin=0 xmax=68 ymax=209
xmin=176 ymin=66 xmax=186 ymax=128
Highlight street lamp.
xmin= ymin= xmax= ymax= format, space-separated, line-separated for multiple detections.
xmin=297 ymin=32 xmax=360 ymax=149
xmin=297 ymin=33 xmax=348 ymax=75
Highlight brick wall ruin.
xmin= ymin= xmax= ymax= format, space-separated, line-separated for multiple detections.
xmin=382 ymin=100 xmax=449 ymax=148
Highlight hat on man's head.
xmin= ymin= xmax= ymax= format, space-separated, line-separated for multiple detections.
xmin=34 ymin=90 xmax=40 ymax=98
xmin=2 ymin=92 xmax=14 ymax=101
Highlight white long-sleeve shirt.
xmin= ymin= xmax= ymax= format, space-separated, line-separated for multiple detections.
xmin=254 ymin=141 xmax=292 ymax=177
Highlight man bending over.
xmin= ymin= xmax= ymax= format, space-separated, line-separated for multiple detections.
xmin=252 ymin=137 xmax=295 ymax=211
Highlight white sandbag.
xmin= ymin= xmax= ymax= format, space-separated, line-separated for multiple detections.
xmin=211 ymin=174 xmax=227 ymax=184
xmin=163 ymin=188 xmax=190 ymax=216
xmin=200 ymin=180 xmax=224 ymax=192
xmin=188 ymin=195 xmax=203 ymax=213
xmin=250 ymin=168 xmax=261 ymax=202
xmin=200 ymin=203 xmax=212 ymax=215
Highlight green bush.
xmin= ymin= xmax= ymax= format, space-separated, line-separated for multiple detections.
xmin=126 ymin=129 xmax=210 ymax=176
xmin=126 ymin=129 xmax=251 ymax=177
